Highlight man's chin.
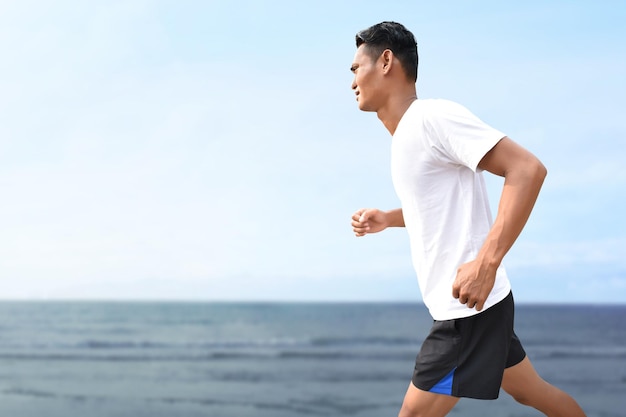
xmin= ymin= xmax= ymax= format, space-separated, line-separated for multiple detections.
xmin=357 ymin=101 xmax=375 ymax=112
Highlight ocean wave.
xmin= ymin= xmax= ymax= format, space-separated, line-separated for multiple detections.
xmin=2 ymin=387 xmax=107 ymax=403
xmin=310 ymin=336 xmax=419 ymax=347
xmin=0 ymin=335 xmax=420 ymax=351
xmin=1 ymin=337 xmax=624 ymax=363
xmin=2 ymin=385 xmax=391 ymax=415
xmin=78 ymin=340 xmax=171 ymax=349
xmin=528 ymin=345 xmax=626 ymax=359
xmin=0 ymin=349 xmax=417 ymax=362
xmin=1 ymin=344 xmax=623 ymax=363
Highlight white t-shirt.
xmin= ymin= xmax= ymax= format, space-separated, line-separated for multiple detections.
xmin=391 ymin=99 xmax=511 ymax=320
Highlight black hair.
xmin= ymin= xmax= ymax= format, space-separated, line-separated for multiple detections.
xmin=355 ymin=21 xmax=418 ymax=82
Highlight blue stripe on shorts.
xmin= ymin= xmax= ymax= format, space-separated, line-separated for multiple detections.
xmin=429 ymin=367 xmax=456 ymax=395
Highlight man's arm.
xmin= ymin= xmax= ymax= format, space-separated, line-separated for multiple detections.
xmin=351 ymin=208 xmax=405 ymax=237
xmin=452 ymin=136 xmax=547 ymax=310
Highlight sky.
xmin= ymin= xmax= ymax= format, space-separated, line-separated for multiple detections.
xmin=0 ymin=0 xmax=624 ymax=303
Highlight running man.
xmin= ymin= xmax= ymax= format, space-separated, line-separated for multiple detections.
xmin=349 ymin=21 xmax=586 ymax=417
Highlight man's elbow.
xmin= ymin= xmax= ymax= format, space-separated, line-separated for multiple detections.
xmin=531 ymin=158 xmax=547 ymax=185
xmin=510 ymin=156 xmax=547 ymax=186
xmin=537 ymin=159 xmax=547 ymax=179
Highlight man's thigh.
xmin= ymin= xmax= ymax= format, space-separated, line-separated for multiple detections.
xmin=399 ymin=382 xmax=459 ymax=417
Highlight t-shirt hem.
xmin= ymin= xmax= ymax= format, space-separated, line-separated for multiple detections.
xmin=427 ymin=283 xmax=512 ymax=321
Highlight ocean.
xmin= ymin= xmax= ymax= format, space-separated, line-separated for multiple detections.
xmin=0 ymin=301 xmax=624 ymax=417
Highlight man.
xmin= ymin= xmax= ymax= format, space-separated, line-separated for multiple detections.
xmin=349 ymin=21 xmax=586 ymax=417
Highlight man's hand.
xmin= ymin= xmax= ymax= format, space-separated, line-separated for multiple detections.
xmin=452 ymin=259 xmax=497 ymax=311
xmin=351 ymin=208 xmax=390 ymax=236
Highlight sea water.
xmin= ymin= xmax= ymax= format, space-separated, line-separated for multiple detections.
xmin=0 ymin=301 xmax=624 ymax=417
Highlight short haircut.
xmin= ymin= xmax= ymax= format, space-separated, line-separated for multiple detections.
xmin=355 ymin=21 xmax=418 ymax=82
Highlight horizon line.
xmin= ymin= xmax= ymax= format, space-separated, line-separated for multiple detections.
xmin=0 ymin=298 xmax=624 ymax=306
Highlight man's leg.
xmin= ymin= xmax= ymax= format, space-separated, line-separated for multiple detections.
xmin=398 ymin=382 xmax=459 ymax=417
xmin=502 ymin=356 xmax=586 ymax=417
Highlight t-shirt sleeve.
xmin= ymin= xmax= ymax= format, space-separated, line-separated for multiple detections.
xmin=425 ymin=100 xmax=505 ymax=172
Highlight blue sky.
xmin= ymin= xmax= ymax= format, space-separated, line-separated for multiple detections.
xmin=0 ymin=1 xmax=624 ymax=303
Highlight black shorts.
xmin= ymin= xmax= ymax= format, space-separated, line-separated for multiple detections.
xmin=412 ymin=291 xmax=526 ymax=399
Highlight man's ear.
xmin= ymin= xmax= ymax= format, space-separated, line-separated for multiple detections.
xmin=381 ymin=49 xmax=394 ymax=74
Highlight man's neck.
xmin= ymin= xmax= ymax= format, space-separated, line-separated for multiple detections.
xmin=377 ymin=93 xmax=418 ymax=135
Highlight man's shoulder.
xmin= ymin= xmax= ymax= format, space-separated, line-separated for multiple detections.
xmin=396 ymin=99 xmax=471 ymax=138
xmin=415 ymin=99 xmax=478 ymax=127
xmin=417 ymin=98 xmax=466 ymax=113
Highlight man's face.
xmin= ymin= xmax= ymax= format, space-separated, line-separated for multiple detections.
xmin=350 ymin=45 xmax=383 ymax=112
